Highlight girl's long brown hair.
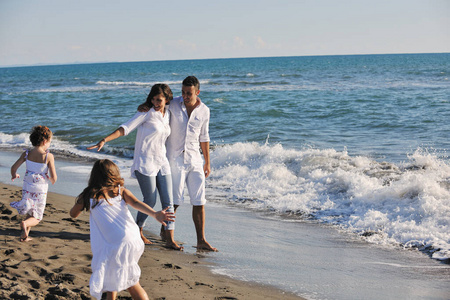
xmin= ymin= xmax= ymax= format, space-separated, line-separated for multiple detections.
xmin=75 ymin=159 xmax=125 ymax=211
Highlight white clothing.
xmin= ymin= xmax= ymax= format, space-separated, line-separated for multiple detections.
xmin=171 ymin=155 xmax=206 ymax=206
xmin=120 ymin=108 xmax=171 ymax=177
xmin=10 ymin=150 xmax=49 ymax=220
xmin=166 ymin=96 xmax=210 ymax=205
xmin=89 ymin=193 xmax=144 ymax=299
xmin=166 ymin=96 xmax=210 ymax=165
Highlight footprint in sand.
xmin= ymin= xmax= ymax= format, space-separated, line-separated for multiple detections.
xmin=163 ymin=263 xmax=182 ymax=269
xmin=32 ymin=266 xmax=48 ymax=277
xmin=28 ymin=279 xmax=40 ymax=289
xmin=52 ymin=266 xmax=64 ymax=273
xmin=4 ymin=249 xmax=15 ymax=255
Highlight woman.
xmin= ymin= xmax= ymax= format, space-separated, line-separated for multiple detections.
xmin=88 ymin=84 xmax=182 ymax=251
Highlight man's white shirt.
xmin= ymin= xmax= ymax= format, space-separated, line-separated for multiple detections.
xmin=166 ymin=96 xmax=210 ymax=166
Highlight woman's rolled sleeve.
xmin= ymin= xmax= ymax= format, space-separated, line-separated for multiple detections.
xmin=120 ymin=112 xmax=148 ymax=136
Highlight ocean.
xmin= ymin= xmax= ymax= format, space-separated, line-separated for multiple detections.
xmin=1 ymin=53 xmax=449 ymax=299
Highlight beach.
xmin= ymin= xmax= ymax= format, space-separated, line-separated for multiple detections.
xmin=1 ymin=54 xmax=449 ymax=299
xmin=0 ymin=181 xmax=303 ymax=300
xmin=1 ymin=149 xmax=450 ymax=300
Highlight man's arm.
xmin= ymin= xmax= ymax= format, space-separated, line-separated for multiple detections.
xmin=137 ymin=102 xmax=150 ymax=112
xmin=200 ymin=141 xmax=211 ymax=178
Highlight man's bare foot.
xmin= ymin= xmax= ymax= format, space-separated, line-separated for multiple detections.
xmin=196 ymin=241 xmax=218 ymax=252
xmin=139 ymin=227 xmax=153 ymax=245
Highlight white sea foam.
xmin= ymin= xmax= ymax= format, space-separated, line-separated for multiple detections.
xmin=209 ymin=142 xmax=450 ymax=261
xmin=96 ymin=79 xmax=209 ymax=87
xmin=25 ymin=80 xmax=184 ymax=93
xmin=0 ymin=132 xmax=132 ymax=173
xmin=213 ymin=98 xmax=225 ymax=103
xmin=29 ymin=85 xmax=125 ymax=93
xmin=96 ymin=80 xmax=182 ymax=86
xmin=2 ymin=130 xmax=449 ymax=260
xmin=0 ymin=132 xmax=30 ymax=146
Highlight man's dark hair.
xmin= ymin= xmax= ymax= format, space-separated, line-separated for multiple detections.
xmin=182 ymin=76 xmax=200 ymax=91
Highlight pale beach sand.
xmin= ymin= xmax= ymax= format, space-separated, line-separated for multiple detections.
xmin=0 ymin=182 xmax=304 ymax=300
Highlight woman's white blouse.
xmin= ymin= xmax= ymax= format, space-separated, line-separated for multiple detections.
xmin=120 ymin=107 xmax=171 ymax=177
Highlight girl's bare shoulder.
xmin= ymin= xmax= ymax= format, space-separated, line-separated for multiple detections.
xmin=47 ymin=152 xmax=55 ymax=161
xmin=27 ymin=148 xmax=47 ymax=163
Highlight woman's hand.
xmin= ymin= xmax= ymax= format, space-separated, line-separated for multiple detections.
xmin=87 ymin=139 xmax=106 ymax=152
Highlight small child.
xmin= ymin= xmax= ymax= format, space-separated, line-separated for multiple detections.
xmin=69 ymin=159 xmax=175 ymax=300
xmin=10 ymin=125 xmax=57 ymax=242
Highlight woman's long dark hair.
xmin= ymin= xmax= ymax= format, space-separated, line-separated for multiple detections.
xmin=75 ymin=159 xmax=125 ymax=211
xmin=144 ymin=83 xmax=173 ymax=108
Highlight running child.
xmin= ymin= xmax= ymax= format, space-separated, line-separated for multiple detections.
xmin=69 ymin=159 xmax=175 ymax=300
xmin=10 ymin=125 xmax=57 ymax=242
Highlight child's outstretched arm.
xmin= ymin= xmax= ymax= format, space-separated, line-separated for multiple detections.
xmin=10 ymin=152 xmax=26 ymax=181
xmin=122 ymin=188 xmax=175 ymax=226
xmin=70 ymin=201 xmax=84 ymax=218
xmin=47 ymin=153 xmax=57 ymax=184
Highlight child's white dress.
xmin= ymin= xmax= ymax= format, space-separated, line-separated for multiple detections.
xmin=89 ymin=191 xmax=145 ymax=299
xmin=10 ymin=150 xmax=49 ymax=220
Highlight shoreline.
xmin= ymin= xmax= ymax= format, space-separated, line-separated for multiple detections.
xmin=0 ymin=182 xmax=304 ymax=299
xmin=2 ymin=149 xmax=450 ymax=299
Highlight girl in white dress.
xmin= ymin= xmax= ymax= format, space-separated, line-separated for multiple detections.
xmin=10 ymin=125 xmax=57 ymax=242
xmin=69 ymin=159 xmax=175 ymax=300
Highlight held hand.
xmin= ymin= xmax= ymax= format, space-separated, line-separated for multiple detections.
xmin=87 ymin=139 xmax=105 ymax=152
xmin=11 ymin=174 xmax=20 ymax=181
xmin=204 ymin=164 xmax=211 ymax=178
xmin=155 ymin=206 xmax=176 ymax=226
xmin=137 ymin=103 xmax=150 ymax=112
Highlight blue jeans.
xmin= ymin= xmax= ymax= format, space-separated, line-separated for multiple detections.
xmin=135 ymin=170 xmax=174 ymax=230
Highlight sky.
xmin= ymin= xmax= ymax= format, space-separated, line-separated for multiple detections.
xmin=0 ymin=0 xmax=449 ymax=67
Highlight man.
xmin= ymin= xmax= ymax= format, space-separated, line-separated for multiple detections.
xmin=142 ymin=76 xmax=217 ymax=251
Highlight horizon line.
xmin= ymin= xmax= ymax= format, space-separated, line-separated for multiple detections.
xmin=1 ymin=52 xmax=449 ymax=69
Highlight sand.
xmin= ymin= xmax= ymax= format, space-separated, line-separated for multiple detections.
xmin=0 ymin=182 xmax=304 ymax=300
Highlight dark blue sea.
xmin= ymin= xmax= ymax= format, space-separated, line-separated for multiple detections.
xmin=1 ymin=53 xmax=449 ymax=299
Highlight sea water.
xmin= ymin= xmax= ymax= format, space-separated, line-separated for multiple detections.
xmin=1 ymin=54 xmax=449 ymax=299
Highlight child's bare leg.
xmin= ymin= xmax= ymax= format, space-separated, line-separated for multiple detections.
xmin=139 ymin=227 xmax=152 ymax=245
xmin=20 ymin=216 xmax=39 ymax=242
xmin=128 ymin=282 xmax=149 ymax=300
xmin=106 ymin=291 xmax=117 ymax=300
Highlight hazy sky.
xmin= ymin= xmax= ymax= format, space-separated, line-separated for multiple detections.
xmin=0 ymin=0 xmax=449 ymax=66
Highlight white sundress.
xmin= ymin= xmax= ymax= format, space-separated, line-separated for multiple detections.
xmin=88 ymin=189 xmax=145 ymax=299
xmin=10 ymin=150 xmax=49 ymax=220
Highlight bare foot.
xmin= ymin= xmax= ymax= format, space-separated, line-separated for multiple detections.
xmin=160 ymin=230 xmax=167 ymax=242
xmin=20 ymin=236 xmax=33 ymax=242
xmin=139 ymin=227 xmax=153 ymax=245
xmin=141 ymin=235 xmax=153 ymax=245
xmin=196 ymin=241 xmax=218 ymax=252
xmin=20 ymin=221 xmax=32 ymax=242
xmin=165 ymin=242 xmax=184 ymax=251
